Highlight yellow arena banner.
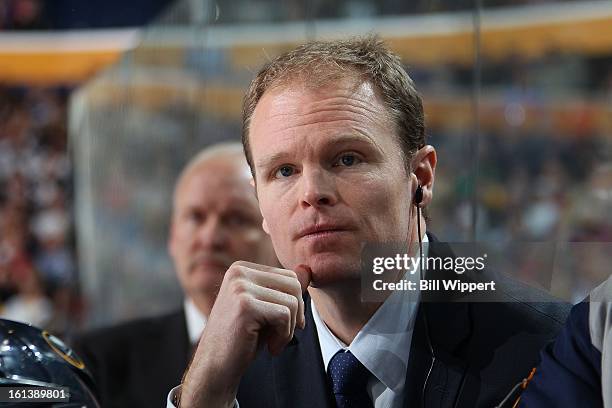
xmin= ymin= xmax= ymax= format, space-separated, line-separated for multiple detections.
xmin=0 ymin=29 xmax=139 ymax=85
xmin=1 ymin=1 xmax=611 ymax=85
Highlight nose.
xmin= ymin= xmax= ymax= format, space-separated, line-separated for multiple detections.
xmin=300 ymin=167 xmax=338 ymax=209
xmin=196 ymin=216 xmax=227 ymax=249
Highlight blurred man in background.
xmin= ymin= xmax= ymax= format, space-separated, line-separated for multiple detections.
xmin=74 ymin=142 xmax=277 ymax=408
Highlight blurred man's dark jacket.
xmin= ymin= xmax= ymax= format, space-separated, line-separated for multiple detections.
xmin=73 ymin=309 xmax=190 ymax=408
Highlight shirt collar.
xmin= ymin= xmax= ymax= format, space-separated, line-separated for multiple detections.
xmin=311 ymin=234 xmax=429 ymax=393
xmin=184 ymin=297 xmax=207 ymax=344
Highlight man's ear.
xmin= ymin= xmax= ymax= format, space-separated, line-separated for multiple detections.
xmin=411 ymin=145 xmax=437 ymax=207
xmin=250 ymin=177 xmax=260 ymax=201
xmin=262 ymin=218 xmax=270 ymax=235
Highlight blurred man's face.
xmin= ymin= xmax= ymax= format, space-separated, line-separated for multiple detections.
xmin=249 ymin=80 xmax=415 ymax=286
xmin=169 ymin=158 xmax=274 ymax=298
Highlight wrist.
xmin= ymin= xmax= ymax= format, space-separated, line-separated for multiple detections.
xmin=179 ymin=384 xmax=236 ymax=408
xmin=180 ymin=359 xmax=239 ymax=408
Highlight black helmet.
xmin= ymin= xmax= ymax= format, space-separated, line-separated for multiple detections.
xmin=0 ymin=319 xmax=100 ymax=407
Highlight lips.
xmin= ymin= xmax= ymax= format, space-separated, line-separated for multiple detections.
xmin=190 ymin=254 xmax=231 ymax=271
xmin=295 ymin=223 xmax=354 ymax=240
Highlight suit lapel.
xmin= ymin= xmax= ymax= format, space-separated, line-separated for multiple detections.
xmin=273 ymin=296 xmax=335 ymax=408
xmin=403 ymin=235 xmax=471 ymax=407
xmin=405 ymin=303 xmax=470 ymax=408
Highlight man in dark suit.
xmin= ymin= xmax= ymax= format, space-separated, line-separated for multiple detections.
xmin=171 ymin=36 xmax=569 ymax=408
xmin=74 ymin=143 xmax=277 ymax=407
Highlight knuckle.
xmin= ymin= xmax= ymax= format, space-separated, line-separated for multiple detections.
xmin=280 ymin=306 xmax=291 ymax=325
xmin=230 ymin=279 xmax=248 ymax=296
xmin=287 ymin=294 xmax=298 ymax=312
xmin=236 ymin=293 xmax=253 ymax=312
xmin=226 ymin=264 xmax=245 ymax=280
xmin=290 ymin=279 xmax=302 ymax=295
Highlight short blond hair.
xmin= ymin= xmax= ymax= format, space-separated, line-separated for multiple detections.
xmin=241 ymin=35 xmax=426 ymax=177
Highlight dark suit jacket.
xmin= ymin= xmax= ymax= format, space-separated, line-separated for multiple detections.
xmin=73 ymin=309 xmax=191 ymax=408
xmin=519 ymin=302 xmax=604 ymax=407
xmin=236 ymin=236 xmax=571 ymax=408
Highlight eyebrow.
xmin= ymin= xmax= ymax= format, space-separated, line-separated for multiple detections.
xmin=256 ymin=133 xmax=382 ymax=170
xmin=256 ymin=151 xmax=288 ymax=172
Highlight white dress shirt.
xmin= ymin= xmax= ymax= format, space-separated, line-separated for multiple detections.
xmin=166 ymin=298 xmax=209 ymax=407
xmin=313 ymin=234 xmax=427 ymax=408
xmin=184 ymin=297 xmax=207 ymax=344
xmin=167 ymin=235 xmax=428 ymax=408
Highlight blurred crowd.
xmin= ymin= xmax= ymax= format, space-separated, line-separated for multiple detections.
xmin=0 ymin=0 xmax=48 ymax=30
xmin=424 ymin=50 xmax=611 ymax=302
xmin=0 ymin=86 xmax=81 ymax=337
xmin=0 ymin=0 xmax=602 ymax=29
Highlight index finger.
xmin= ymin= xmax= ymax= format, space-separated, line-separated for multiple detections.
xmin=294 ymin=264 xmax=312 ymax=329
xmin=234 ymin=260 xmax=307 ymax=329
xmin=233 ymin=260 xmax=295 ymax=278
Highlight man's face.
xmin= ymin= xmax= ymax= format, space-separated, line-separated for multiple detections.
xmin=169 ymin=158 xmax=274 ymax=298
xmin=250 ymin=80 xmax=415 ymax=286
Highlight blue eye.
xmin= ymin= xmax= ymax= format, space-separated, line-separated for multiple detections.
xmin=275 ymin=165 xmax=294 ymax=178
xmin=336 ymin=153 xmax=360 ymax=167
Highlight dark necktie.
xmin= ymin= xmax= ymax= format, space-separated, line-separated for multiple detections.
xmin=327 ymin=350 xmax=374 ymax=408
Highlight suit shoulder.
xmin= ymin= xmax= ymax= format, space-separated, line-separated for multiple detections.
xmin=483 ymin=300 xmax=571 ymax=335
xmin=492 ymin=276 xmax=571 ymax=329
xmin=466 ymin=291 xmax=571 ymax=359
xmin=73 ymin=309 xmax=183 ymax=351
xmin=462 ymin=288 xmax=572 ymax=407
